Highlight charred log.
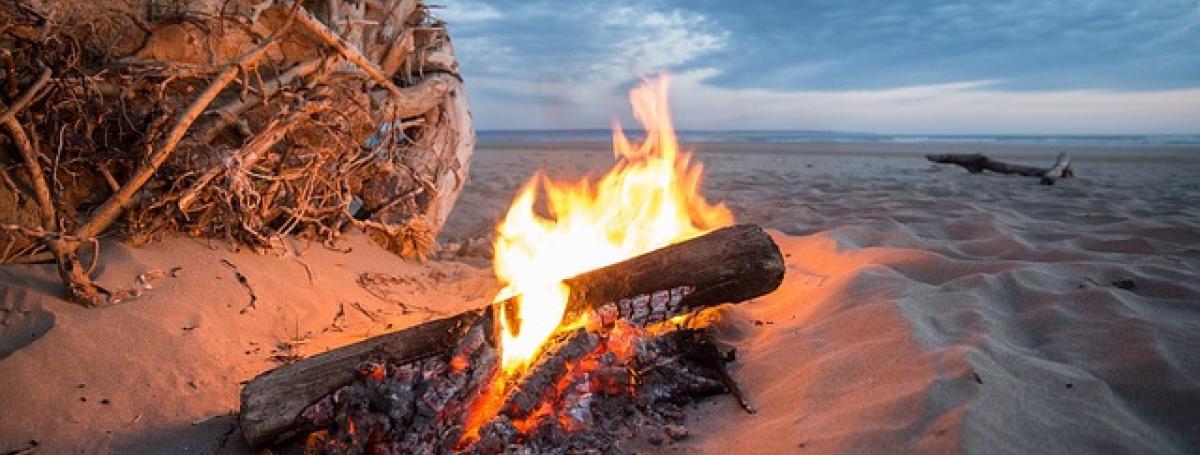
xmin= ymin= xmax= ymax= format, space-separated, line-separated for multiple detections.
xmin=240 ymin=311 xmax=482 ymax=448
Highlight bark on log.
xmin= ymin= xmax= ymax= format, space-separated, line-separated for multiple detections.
xmin=926 ymin=152 xmax=1074 ymax=185
xmin=239 ymin=310 xmax=482 ymax=448
xmin=557 ymin=223 xmax=785 ymax=324
xmin=238 ymin=224 xmax=785 ymax=447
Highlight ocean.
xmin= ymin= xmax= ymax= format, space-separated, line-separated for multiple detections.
xmin=477 ymin=130 xmax=1200 ymax=146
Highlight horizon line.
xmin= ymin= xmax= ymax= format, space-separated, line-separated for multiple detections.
xmin=475 ymin=129 xmax=1200 ymax=137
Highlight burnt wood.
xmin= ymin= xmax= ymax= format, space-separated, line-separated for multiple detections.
xmin=239 ymin=223 xmax=785 ymax=447
xmin=560 ymin=223 xmax=786 ymax=323
xmin=239 ymin=311 xmax=482 ymax=447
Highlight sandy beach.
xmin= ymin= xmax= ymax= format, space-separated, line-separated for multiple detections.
xmin=3 ymin=141 xmax=1199 ymax=453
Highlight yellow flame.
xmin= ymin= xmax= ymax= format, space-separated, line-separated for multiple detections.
xmin=492 ymin=75 xmax=733 ymax=374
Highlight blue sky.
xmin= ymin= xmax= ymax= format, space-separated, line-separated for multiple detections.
xmin=441 ymin=0 xmax=1200 ymax=134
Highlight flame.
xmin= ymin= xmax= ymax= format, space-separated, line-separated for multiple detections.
xmin=492 ymin=75 xmax=733 ymax=374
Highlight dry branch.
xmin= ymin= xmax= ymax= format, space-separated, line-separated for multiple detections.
xmin=290 ymin=3 xmax=405 ymax=98
xmin=74 ymin=13 xmax=298 ymax=241
xmin=192 ymin=57 xmax=326 ymax=145
xmin=0 ymin=68 xmax=54 ymax=229
xmin=179 ymin=100 xmax=331 ymax=213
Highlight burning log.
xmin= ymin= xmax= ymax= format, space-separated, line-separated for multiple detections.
xmin=926 ymin=152 xmax=1074 ymax=185
xmin=239 ymin=223 xmax=784 ymax=448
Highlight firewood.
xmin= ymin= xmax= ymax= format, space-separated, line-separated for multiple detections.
xmin=238 ymin=223 xmax=784 ymax=447
xmin=500 ymin=328 xmax=601 ymax=419
xmin=926 ymin=152 xmax=1074 ymax=185
xmin=556 ymin=223 xmax=785 ymax=324
xmin=239 ymin=310 xmax=481 ymax=448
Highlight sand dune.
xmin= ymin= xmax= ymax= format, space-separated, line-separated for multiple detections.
xmin=2 ymin=142 xmax=1198 ymax=453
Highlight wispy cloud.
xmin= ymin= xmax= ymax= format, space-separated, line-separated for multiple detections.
xmin=467 ymin=69 xmax=1200 ymax=133
xmin=441 ymin=1 xmax=727 ymax=82
xmin=589 ymin=6 xmax=727 ymax=80
xmin=666 ymin=70 xmax=1200 ymax=134
xmin=440 ymin=0 xmax=1200 ymax=133
xmin=440 ymin=1 xmax=504 ymax=22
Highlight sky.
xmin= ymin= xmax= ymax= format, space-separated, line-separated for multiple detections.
xmin=440 ymin=0 xmax=1200 ymax=134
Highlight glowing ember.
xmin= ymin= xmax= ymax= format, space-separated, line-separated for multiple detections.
xmin=492 ymin=75 xmax=734 ymax=375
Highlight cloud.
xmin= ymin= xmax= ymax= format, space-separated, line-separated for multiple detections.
xmin=687 ymin=0 xmax=1200 ymax=91
xmin=465 ymin=69 xmax=1200 ymax=133
xmin=589 ymin=7 xmax=727 ymax=80
xmin=441 ymin=0 xmax=1200 ymax=133
xmin=440 ymin=1 xmax=504 ymax=23
xmin=670 ymin=70 xmax=1200 ymax=134
xmin=444 ymin=1 xmax=727 ymax=83
xmin=452 ymin=36 xmax=518 ymax=75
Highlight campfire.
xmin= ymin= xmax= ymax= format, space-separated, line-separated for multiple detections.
xmin=238 ymin=77 xmax=786 ymax=453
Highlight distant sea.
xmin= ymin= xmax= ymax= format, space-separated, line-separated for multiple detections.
xmin=478 ymin=130 xmax=1200 ymax=146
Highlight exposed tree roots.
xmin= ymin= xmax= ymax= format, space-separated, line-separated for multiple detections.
xmin=0 ymin=0 xmax=475 ymax=305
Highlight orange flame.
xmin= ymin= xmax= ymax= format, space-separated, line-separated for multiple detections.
xmin=492 ymin=75 xmax=733 ymax=374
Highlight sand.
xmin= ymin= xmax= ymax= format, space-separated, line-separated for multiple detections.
xmin=2 ymin=141 xmax=1199 ymax=453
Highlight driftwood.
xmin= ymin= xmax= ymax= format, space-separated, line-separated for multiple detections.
xmin=0 ymin=0 xmax=474 ymax=305
xmin=927 ymin=152 xmax=1073 ymax=185
xmin=238 ymin=224 xmax=785 ymax=447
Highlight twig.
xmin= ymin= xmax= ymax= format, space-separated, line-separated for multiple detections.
xmin=293 ymin=257 xmax=315 ymax=284
xmin=220 ymin=259 xmax=258 ymax=313
xmin=74 ymin=3 xmax=302 ymax=240
xmin=179 ymin=100 xmax=330 ymax=212
xmin=194 ymin=57 xmax=326 ymax=144
xmin=695 ymin=330 xmax=757 ymax=414
xmin=0 ymin=68 xmax=54 ymax=229
xmin=288 ymin=3 xmax=405 ymax=98
xmin=0 ymin=67 xmax=53 ymax=122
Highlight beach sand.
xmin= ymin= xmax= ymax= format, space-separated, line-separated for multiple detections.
xmin=2 ymin=142 xmax=1199 ymax=453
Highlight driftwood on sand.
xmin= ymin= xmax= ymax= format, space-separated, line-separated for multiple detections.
xmin=237 ymin=224 xmax=786 ymax=448
xmin=0 ymin=0 xmax=475 ymax=305
xmin=927 ymin=152 xmax=1073 ymax=185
